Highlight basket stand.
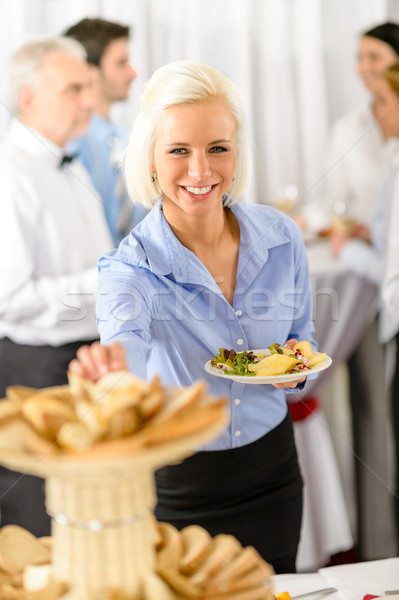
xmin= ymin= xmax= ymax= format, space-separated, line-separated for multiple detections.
xmin=46 ymin=467 xmax=156 ymax=599
xmin=0 ymin=398 xmax=227 ymax=599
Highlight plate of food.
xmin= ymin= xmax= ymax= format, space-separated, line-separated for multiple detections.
xmin=204 ymin=341 xmax=332 ymax=384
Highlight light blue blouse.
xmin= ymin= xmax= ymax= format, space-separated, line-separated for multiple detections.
xmin=97 ymin=200 xmax=316 ymax=450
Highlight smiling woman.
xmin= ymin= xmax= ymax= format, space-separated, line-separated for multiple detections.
xmin=124 ymin=60 xmax=252 ymax=209
xmin=69 ymin=59 xmax=318 ymax=574
xmin=151 ymin=101 xmax=237 ymax=220
xmin=150 ymin=101 xmax=241 ymax=305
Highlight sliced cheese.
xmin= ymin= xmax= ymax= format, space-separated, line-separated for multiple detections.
xmin=248 ymin=354 xmax=299 ymax=376
xmin=294 ymin=341 xmax=326 ymax=367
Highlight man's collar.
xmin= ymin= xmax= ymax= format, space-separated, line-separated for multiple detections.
xmin=9 ymin=119 xmax=66 ymax=166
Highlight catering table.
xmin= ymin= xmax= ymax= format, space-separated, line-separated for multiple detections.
xmin=306 ymin=239 xmax=396 ymax=557
xmin=290 ymin=239 xmax=395 ymax=571
xmin=304 ymin=239 xmax=378 ymax=395
xmin=274 ymin=557 xmax=399 ymax=600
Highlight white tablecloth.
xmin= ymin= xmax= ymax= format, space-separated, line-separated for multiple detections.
xmin=274 ymin=557 xmax=399 ymax=600
xmin=292 ymin=409 xmax=353 ymax=572
xmin=304 ymin=240 xmax=378 ymax=395
xmin=305 ymin=240 xmax=396 ymax=561
xmin=290 ymin=240 xmax=381 ymax=571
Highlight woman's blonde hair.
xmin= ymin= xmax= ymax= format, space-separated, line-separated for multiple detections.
xmin=124 ymin=60 xmax=252 ymax=208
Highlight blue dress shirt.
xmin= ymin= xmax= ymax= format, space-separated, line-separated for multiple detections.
xmin=97 ymin=200 xmax=316 ymax=450
xmin=69 ymin=114 xmax=147 ymax=246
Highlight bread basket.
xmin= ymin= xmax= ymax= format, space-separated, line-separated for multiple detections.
xmin=0 ymin=380 xmax=228 ymax=599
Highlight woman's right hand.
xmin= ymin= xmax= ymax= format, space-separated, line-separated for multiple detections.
xmin=68 ymin=341 xmax=128 ymax=383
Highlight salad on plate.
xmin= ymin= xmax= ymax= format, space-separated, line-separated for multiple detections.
xmin=210 ymin=341 xmax=326 ymax=378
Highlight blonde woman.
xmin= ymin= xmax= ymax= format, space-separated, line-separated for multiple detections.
xmin=70 ymin=60 xmax=316 ymax=573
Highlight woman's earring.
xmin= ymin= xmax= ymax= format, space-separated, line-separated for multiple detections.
xmin=152 ymin=173 xmax=157 ymax=182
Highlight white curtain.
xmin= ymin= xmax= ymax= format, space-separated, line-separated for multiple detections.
xmin=0 ymin=0 xmax=389 ymax=205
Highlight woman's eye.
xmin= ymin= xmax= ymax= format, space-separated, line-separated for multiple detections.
xmin=170 ymin=148 xmax=187 ymax=154
xmin=210 ymin=146 xmax=227 ymax=153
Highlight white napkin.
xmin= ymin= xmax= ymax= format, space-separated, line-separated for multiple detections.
xmin=319 ymin=557 xmax=399 ymax=600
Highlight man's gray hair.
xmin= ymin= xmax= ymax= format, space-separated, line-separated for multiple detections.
xmin=6 ymin=36 xmax=87 ymax=115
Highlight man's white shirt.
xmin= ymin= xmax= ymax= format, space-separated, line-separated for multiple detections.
xmin=0 ymin=119 xmax=114 ymax=346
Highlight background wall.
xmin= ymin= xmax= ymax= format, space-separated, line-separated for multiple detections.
xmin=0 ymin=0 xmax=392 ymax=206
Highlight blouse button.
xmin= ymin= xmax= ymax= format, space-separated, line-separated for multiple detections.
xmin=237 ymin=338 xmax=244 ymax=346
xmin=234 ymin=430 xmax=241 ymax=437
xmin=235 ymin=309 xmax=242 ymax=317
xmin=234 ymin=398 xmax=241 ymax=405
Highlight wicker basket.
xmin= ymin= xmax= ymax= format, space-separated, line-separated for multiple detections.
xmin=0 ymin=416 xmax=227 ymax=598
xmin=46 ymin=468 xmax=156 ymax=598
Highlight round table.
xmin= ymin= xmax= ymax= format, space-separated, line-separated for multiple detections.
xmin=290 ymin=239 xmax=385 ymax=571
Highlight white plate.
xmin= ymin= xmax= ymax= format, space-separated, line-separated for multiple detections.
xmin=204 ymin=351 xmax=332 ymax=384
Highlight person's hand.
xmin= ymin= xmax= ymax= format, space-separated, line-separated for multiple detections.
xmin=352 ymin=223 xmax=371 ymax=243
xmin=272 ymin=338 xmax=306 ymax=389
xmin=68 ymin=341 xmax=128 ymax=383
xmin=330 ymin=229 xmax=352 ymax=257
xmin=273 ymin=376 xmax=305 ymax=389
xmin=330 ymin=220 xmax=370 ymax=257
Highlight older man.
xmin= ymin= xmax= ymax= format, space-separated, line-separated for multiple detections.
xmin=0 ymin=36 xmax=113 ymax=535
xmin=65 ymin=18 xmax=147 ymax=245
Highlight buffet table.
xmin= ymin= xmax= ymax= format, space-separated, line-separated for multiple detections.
xmin=305 ymin=239 xmax=378 ymax=394
xmin=274 ymin=557 xmax=399 ymax=600
xmin=305 ymin=238 xmax=396 ymax=558
xmin=290 ymin=239 xmax=394 ymax=571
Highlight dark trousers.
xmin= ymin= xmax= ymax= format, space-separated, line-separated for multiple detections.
xmin=0 ymin=337 xmax=96 ymax=537
xmin=155 ymin=411 xmax=303 ymax=574
xmin=393 ymin=332 xmax=399 ymax=543
xmin=348 ymin=318 xmax=397 ymax=559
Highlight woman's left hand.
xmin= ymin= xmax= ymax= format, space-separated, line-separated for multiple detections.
xmin=271 ymin=338 xmax=306 ymax=389
xmin=272 ymin=377 xmax=306 ymax=390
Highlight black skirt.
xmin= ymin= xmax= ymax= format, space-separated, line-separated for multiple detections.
xmin=155 ymin=411 xmax=303 ymax=574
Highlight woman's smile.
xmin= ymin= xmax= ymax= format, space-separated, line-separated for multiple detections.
xmin=180 ymin=183 xmax=218 ymax=200
xmin=152 ymin=100 xmax=236 ymax=217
